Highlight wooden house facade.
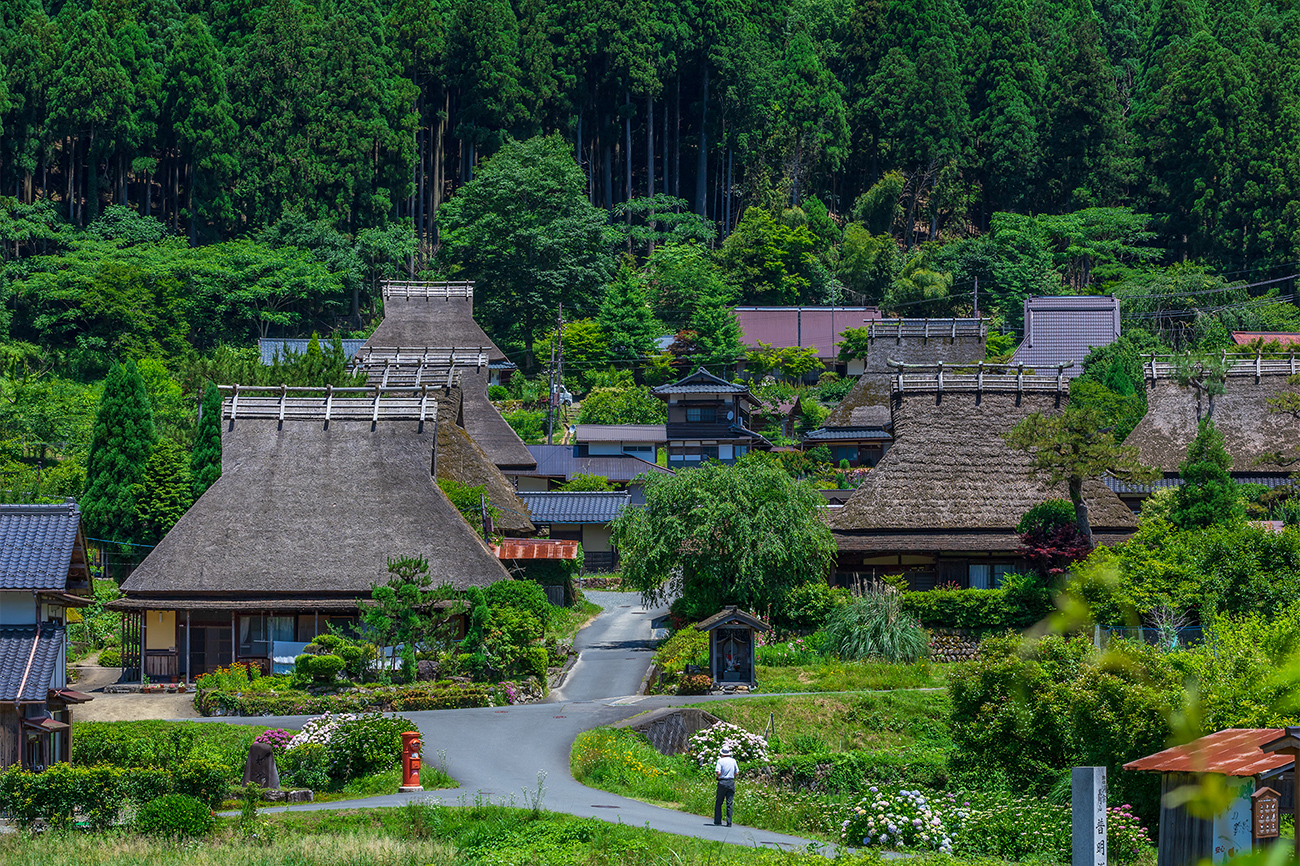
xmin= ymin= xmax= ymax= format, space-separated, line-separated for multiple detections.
xmin=652 ymin=367 xmax=770 ymax=466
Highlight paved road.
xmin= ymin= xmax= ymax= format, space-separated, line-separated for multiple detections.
xmin=234 ymin=593 xmax=834 ymax=853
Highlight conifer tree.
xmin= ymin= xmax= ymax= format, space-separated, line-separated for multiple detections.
xmin=1170 ymin=418 xmax=1245 ymax=530
xmin=133 ymin=438 xmax=194 ymax=546
xmin=598 ymin=260 xmax=661 ymax=362
xmin=191 ymin=381 xmax=222 ymax=499
xmin=83 ymin=360 xmax=157 ymax=545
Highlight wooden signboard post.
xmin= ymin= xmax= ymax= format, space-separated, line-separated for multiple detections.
xmin=1252 ymin=787 xmax=1280 ymax=844
xmin=1261 ymin=728 xmax=1300 ymax=860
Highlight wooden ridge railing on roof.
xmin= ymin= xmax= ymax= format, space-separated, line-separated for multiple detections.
xmin=219 ymin=384 xmax=440 ymax=424
xmin=1144 ymin=351 xmax=1300 ymax=382
xmin=864 ymin=318 xmax=988 ymax=341
xmin=352 ymin=347 xmax=489 ymax=388
xmin=380 ymin=280 xmax=473 ymax=300
xmin=886 ymin=360 xmax=1075 ymax=395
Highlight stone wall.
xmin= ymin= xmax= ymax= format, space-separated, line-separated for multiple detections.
xmin=611 ymin=707 xmax=722 ymax=756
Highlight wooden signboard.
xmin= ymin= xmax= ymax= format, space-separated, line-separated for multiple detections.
xmin=1253 ymin=787 xmax=1280 ymax=840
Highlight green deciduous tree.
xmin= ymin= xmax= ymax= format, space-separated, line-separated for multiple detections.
xmin=1004 ymin=406 xmax=1159 ymax=545
xmin=1170 ymin=418 xmax=1245 ymax=530
xmin=611 ymin=452 xmax=836 ymax=621
xmin=575 ymin=386 xmax=666 ymax=424
xmin=191 ymin=381 xmax=222 ymax=499
xmin=83 ymin=360 xmax=157 ymax=548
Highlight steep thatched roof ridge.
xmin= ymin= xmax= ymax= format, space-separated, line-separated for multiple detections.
xmin=364 ymin=295 xmax=507 ymax=362
xmin=431 ymin=389 xmax=534 ymax=534
xmin=460 ymin=368 xmax=536 ymax=470
xmin=828 ymin=327 xmax=988 ymax=423
xmin=829 ymin=388 xmax=1136 ymax=532
xmin=121 ymin=417 xmax=512 ymax=596
xmin=824 ymin=377 xmax=892 ymax=427
xmin=1125 ymin=374 xmax=1300 ymax=473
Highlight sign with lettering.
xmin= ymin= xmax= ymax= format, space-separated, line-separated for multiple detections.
xmin=1072 ymin=767 xmax=1107 ymax=866
xmin=1213 ymin=779 xmax=1255 ymax=863
xmin=1253 ymin=787 xmax=1280 ymax=840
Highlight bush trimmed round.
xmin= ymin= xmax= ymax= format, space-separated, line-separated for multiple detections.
xmin=135 ymin=793 xmax=214 ymax=838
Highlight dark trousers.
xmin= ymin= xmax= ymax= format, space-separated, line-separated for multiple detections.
xmin=714 ymin=779 xmax=734 ymax=825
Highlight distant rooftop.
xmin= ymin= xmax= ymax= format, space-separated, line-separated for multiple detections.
xmin=517 ymin=491 xmax=631 ymax=524
xmin=1011 ymin=295 xmax=1120 ymax=379
xmin=735 ymin=306 xmax=882 ymax=360
xmin=574 ymin=424 xmax=667 ymax=443
xmin=258 ymin=338 xmax=367 ymax=366
xmin=1232 ymin=332 xmax=1300 ymax=347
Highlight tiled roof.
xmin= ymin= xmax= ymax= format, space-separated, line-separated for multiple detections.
xmin=493 ymin=538 xmax=580 ymax=560
xmin=522 ymin=445 xmax=672 ymax=483
xmin=0 ymin=624 xmax=64 ymax=702
xmin=735 ymin=307 xmax=882 ymax=360
xmin=1124 ymin=729 xmax=1292 ymax=777
xmin=574 ymin=424 xmax=667 ymax=442
xmin=258 ymin=338 xmax=367 ymax=366
xmin=0 ymin=502 xmax=81 ymax=590
xmin=1233 ymin=332 xmax=1300 ymax=346
xmin=1104 ymin=474 xmax=1296 ymax=496
xmin=517 ymin=491 xmax=631 ymax=524
xmin=803 ymin=427 xmax=894 ymax=441
xmin=653 ymin=366 xmax=752 ymax=395
xmin=1011 ymin=295 xmax=1120 ymax=378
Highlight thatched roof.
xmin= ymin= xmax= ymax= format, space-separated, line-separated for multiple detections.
xmin=824 ymin=381 xmax=892 ymax=427
xmin=120 ymin=409 xmax=512 ymax=598
xmin=459 ymin=368 xmax=536 ymax=470
xmin=364 ymin=293 xmax=507 ymax=362
xmin=1125 ymin=362 xmax=1300 ymax=473
xmin=829 ymin=382 xmax=1136 ymax=539
xmin=431 ymin=389 xmax=534 ymax=534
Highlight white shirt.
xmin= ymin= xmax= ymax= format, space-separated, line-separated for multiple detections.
xmin=715 ymin=756 xmax=738 ymax=780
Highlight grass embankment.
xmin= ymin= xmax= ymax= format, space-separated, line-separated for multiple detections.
xmin=754 ymin=660 xmax=949 ymax=693
xmin=0 ymin=803 xmax=918 ymax=866
xmin=547 ymin=596 xmax=603 ymax=642
xmin=571 ymin=690 xmax=954 ymax=841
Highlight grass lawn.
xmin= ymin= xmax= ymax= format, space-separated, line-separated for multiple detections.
xmin=572 ymin=690 xmax=956 ymax=842
xmin=546 ymin=595 xmax=603 ymax=642
xmin=752 ymin=660 xmax=950 ymax=693
xmin=0 ymin=802 xmax=919 ymax=865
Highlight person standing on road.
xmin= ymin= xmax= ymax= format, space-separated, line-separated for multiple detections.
xmin=714 ymin=745 xmax=737 ymax=826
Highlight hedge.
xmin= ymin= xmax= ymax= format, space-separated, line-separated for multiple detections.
xmin=0 ymin=762 xmax=226 ymax=830
xmin=196 ymin=681 xmax=492 ymax=716
xmin=901 ymin=586 xmax=1052 ymax=631
xmin=761 ymin=747 xmax=950 ymax=794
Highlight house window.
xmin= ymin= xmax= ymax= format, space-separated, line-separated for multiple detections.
xmin=735 ymin=445 xmax=748 ymax=458
xmin=702 ymin=446 xmax=720 ymax=460
xmin=968 ymin=564 xmax=992 ymax=590
xmin=238 ymin=615 xmax=295 ymax=657
xmin=622 ymin=444 xmax=652 ymax=455
xmin=992 ymin=564 xmax=1016 ymax=587
xmin=686 ymin=407 xmax=716 ymax=423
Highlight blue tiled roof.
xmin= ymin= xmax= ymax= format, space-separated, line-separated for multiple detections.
xmin=522 ymin=446 xmax=672 ymax=483
xmin=803 ymin=428 xmax=894 ymax=441
xmin=258 ymin=338 xmax=368 ymax=366
xmin=0 ymin=624 xmax=64 ymax=702
xmin=1103 ymin=474 xmax=1296 ymax=495
xmin=517 ymin=491 xmax=631 ymax=524
xmin=0 ymin=503 xmax=81 ymax=590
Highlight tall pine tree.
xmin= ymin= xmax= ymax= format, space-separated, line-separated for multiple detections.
xmin=83 ymin=360 xmax=157 ymax=547
xmin=1170 ymin=418 xmax=1244 ymax=530
xmin=191 ymin=381 xmax=222 ymax=498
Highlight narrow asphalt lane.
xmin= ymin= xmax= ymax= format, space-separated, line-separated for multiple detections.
xmin=229 ymin=593 xmax=834 ymax=853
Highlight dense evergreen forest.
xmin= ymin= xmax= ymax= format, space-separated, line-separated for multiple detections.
xmin=4 ymin=0 xmax=1300 ymax=527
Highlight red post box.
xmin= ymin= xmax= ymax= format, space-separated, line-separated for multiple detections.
xmin=400 ymin=731 xmax=424 ymax=792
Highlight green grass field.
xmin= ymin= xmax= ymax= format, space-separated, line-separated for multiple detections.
xmin=753 ymin=660 xmax=950 ymax=693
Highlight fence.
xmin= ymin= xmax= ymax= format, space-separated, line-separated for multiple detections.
xmin=1096 ymin=625 xmax=1205 ymax=650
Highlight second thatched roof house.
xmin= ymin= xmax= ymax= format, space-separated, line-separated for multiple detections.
xmin=829 ymin=364 xmax=1136 ymax=590
xmin=111 ymin=388 xmax=513 ymax=681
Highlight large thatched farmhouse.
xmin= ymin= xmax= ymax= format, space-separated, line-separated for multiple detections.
xmin=829 ymin=364 xmax=1136 ymax=590
xmin=111 ymin=390 xmax=512 ymax=681
xmin=357 ymin=280 xmax=536 ymax=475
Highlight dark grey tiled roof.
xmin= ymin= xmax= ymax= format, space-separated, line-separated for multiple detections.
xmin=653 ymin=366 xmax=751 ymax=395
xmin=522 ymin=446 xmax=673 ymax=483
xmin=574 ymin=424 xmax=667 ymax=442
xmin=0 ymin=503 xmax=80 ymax=590
xmin=517 ymin=491 xmax=631 ymax=524
xmin=0 ymin=624 xmax=64 ymax=702
xmin=258 ymin=338 xmax=368 ymax=366
xmin=1104 ymin=474 xmax=1297 ymax=496
xmin=803 ymin=428 xmax=894 ymax=441
xmin=1011 ymin=295 xmax=1120 ymax=379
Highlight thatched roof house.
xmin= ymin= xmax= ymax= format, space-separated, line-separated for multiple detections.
xmin=112 ymin=390 xmax=512 ymax=679
xmin=431 ymin=388 xmax=534 ymax=535
xmin=830 ymin=366 xmax=1136 ymax=590
xmin=1124 ymin=356 xmax=1300 ymax=474
xmin=358 ymin=281 xmax=535 ymax=473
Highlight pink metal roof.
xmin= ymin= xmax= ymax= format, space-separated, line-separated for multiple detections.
xmin=735 ymin=307 xmax=882 ymax=360
xmin=491 ymin=538 xmax=580 ymax=560
xmin=1124 ymin=729 xmax=1292 ymax=777
xmin=1233 ymin=332 xmax=1300 ymax=346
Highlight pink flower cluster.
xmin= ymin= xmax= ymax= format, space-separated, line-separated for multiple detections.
xmin=254 ymin=727 xmax=295 ymax=753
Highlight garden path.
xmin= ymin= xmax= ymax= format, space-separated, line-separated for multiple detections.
xmin=234 ymin=593 xmax=840 ymax=854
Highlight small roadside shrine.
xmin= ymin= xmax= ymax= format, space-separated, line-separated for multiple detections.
xmin=694 ymin=607 xmax=769 ymax=689
xmin=1123 ymin=728 xmax=1294 ymax=866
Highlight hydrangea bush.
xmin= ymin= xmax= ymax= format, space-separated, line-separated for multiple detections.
xmin=254 ymin=728 xmax=295 ymax=754
xmin=841 ymin=785 xmax=1152 ymax=863
xmin=286 ymin=713 xmax=361 ymax=750
xmin=688 ymin=722 xmax=770 ymax=769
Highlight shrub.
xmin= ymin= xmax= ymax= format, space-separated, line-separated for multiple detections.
xmin=521 ymin=645 xmax=549 ymax=681
xmin=652 ymin=627 xmax=708 ymax=692
xmin=488 ymin=384 xmax=511 ymax=400
xmin=322 ymin=713 xmax=418 ymax=783
xmin=824 ymin=587 xmax=928 ymax=662
xmin=97 ymin=646 xmax=122 ymax=667
xmin=135 ymin=793 xmax=214 ymax=838
xmin=254 ymin=728 xmax=295 ymax=754
xmin=309 ymin=654 xmax=345 ymax=684
xmin=172 ymin=758 xmax=229 ymax=809
xmin=195 ymin=662 xmax=259 ymax=691
xmin=900 ymin=585 xmax=1051 ymax=630
xmin=308 ymin=633 xmax=346 ymax=654
xmin=280 ymin=743 xmax=330 ymax=790
xmin=774 ymin=581 xmax=843 ymax=631
xmin=688 ymin=722 xmax=770 ymax=768
xmin=197 ymin=682 xmax=490 ymax=716
xmin=676 ymin=673 xmax=713 ymax=695
xmin=0 ymin=764 xmax=123 ymax=831
xmin=337 ymin=644 xmax=368 ymax=679
xmin=486 ymin=579 xmax=553 ymax=627
xmin=1016 ymin=499 xmax=1075 ymax=535
xmin=120 ymin=768 xmax=175 ymax=805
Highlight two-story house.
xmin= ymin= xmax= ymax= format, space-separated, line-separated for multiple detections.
xmin=651 ymin=367 xmax=770 ymax=466
xmin=0 ymin=501 xmax=93 ymax=771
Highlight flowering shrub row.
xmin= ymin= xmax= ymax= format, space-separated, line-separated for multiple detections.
xmin=841 ymin=785 xmax=1153 ymax=863
xmin=196 ymin=681 xmax=493 ymax=716
xmin=688 ymin=722 xmax=770 ymax=768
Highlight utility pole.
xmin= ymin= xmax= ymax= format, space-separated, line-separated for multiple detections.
xmin=973 ymin=276 xmax=979 ymax=318
xmin=547 ymin=302 xmax=564 ymax=445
